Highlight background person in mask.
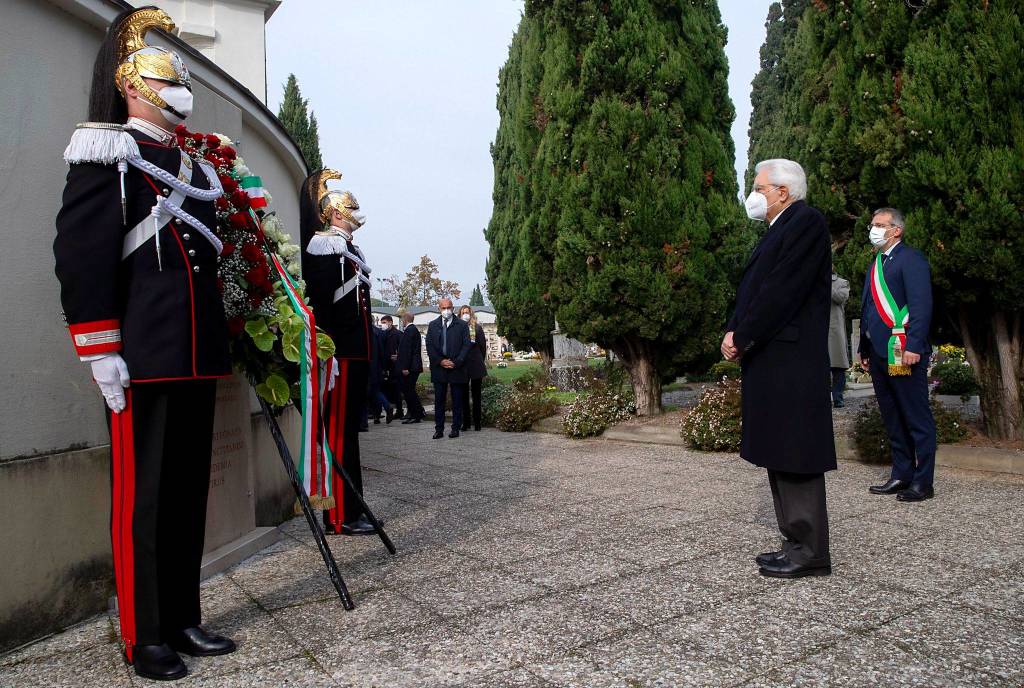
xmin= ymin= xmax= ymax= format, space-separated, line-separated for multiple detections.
xmin=425 ymin=298 xmax=472 ymax=438
xmin=379 ymin=315 xmax=404 ymax=420
xmin=722 ymin=158 xmax=835 ymax=580
xmin=829 ymin=267 xmax=851 ymax=407
xmin=457 ymin=305 xmax=488 ymax=431
xmin=858 ymin=208 xmax=936 ymax=502
xmin=53 ymin=7 xmax=234 ymax=680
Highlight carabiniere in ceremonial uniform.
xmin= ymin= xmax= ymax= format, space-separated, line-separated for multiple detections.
xmin=299 ymin=169 xmax=378 ymax=536
xmin=53 ymin=7 xmax=234 ymax=681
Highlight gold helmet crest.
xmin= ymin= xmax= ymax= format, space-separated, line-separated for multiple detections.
xmin=315 ymin=169 xmax=366 ymax=228
xmin=113 ymin=8 xmax=191 ymax=115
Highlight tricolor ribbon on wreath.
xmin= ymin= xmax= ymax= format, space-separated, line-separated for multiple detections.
xmin=869 ymin=252 xmax=911 ymax=376
xmin=250 ymin=208 xmax=336 ymax=511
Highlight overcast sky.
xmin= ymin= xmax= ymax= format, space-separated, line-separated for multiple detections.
xmin=266 ymin=0 xmax=772 ymax=304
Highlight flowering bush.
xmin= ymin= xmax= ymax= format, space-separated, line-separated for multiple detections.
xmin=562 ymin=390 xmax=636 ymax=439
xmin=853 ymin=399 xmax=968 ymax=463
xmin=930 ymin=346 xmax=978 ymax=398
xmin=495 ymin=388 xmax=558 ymax=432
xmin=681 ymin=379 xmax=742 ymax=451
xmin=175 ymin=125 xmax=333 ymax=406
xmin=481 ymin=383 xmax=515 ymax=426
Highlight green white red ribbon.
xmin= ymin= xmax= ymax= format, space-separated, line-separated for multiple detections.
xmin=240 ymin=175 xmax=268 ymax=209
xmin=869 ymin=252 xmax=911 ymax=376
xmin=252 ymin=209 xmax=334 ymax=510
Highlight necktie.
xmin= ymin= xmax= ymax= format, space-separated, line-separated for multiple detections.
xmin=442 ymin=319 xmax=448 ymax=356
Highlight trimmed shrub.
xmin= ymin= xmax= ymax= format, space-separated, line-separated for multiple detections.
xmin=681 ymin=379 xmax=742 ymax=451
xmin=481 ymin=383 xmax=515 ymax=427
xmin=853 ymin=400 xmax=969 ymax=463
xmin=707 ymin=360 xmax=741 ymax=380
xmin=563 ymin=391 xmax=636 ymax=439
xmin=932 ymin=361 xmax=979 ymax=397
xmin=495 ymin=388 xmax=558 ymax=432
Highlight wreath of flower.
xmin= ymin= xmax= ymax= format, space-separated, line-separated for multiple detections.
xmin=174 ymin=124 xmax=334 ymax=406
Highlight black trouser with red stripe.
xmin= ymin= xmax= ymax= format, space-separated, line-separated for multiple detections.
xmin=107 ymin=380 xmax=217 ymax=659
xmin=325 ymin=359 xmax=369 ymax=529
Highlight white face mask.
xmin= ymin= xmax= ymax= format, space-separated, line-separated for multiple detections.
xmin=156 ymin=85 xmax=193 ymax=125
xmin=744 ymin=186 xmax=782 ymax=222
xmin=869 ymin=224 xmax=891 ymax=248
xmin=441 ymin=308 xmax=453 ymax=320
xmin=381 ymin=323 xmax=391 ymax=331
xmin=461 ymin=313 xmax=471 ymax=322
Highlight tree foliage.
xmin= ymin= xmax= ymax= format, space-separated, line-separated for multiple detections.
xmin=488 ymin=0 xmax=748 ymax=414
xmin=381 ymin=256 xmax=461 ymax=310
xmin=747 ymin=0 xmax=1024 ymax=438
xmin=278 ymin=74 xmax=323 ymax=171
xmin=469 ymin=284 xmax=485 ymax=307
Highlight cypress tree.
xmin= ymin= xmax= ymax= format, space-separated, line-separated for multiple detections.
xmin=278 ymin=74 xmax=323 ymax=172
xmin=470 ymin=284 xmax=485 ymax=307
xmin=504 ymin=0 xmax=746 ymax=415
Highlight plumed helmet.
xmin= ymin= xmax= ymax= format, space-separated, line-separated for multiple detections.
xmin=112 ymin=8 xmax=191 ymax=117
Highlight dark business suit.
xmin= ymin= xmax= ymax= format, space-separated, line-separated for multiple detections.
xmin=858 ymin=242 xmax=935 ymax=489
xmin=460 ymin=323 xmax=488 ymax=430
xmin=398 ymin=324 xmax=425 ymax=420
xmin=425 ymin=316 xmax=472 ymax=433
xmin=728 ymin=200 xmax=835 ymax=567
xmin=382 ymin=326 xmax=403 ymax=417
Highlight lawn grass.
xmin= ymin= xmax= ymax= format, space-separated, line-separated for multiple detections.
xmin=487 ymin=360 xmax=542 ymax=384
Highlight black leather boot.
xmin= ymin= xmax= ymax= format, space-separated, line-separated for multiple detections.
xmin=130 ymin=643 xmax=188 ymax=681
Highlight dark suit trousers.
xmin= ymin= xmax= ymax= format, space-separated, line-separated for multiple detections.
xmin=767 ymin=470 xmax=830 ymax=566
xmin=326 ymin=359 xmax=369 ymax=526
xmin=106 ymin=380 xmax=216 ymax=653
xmin=433 ymin=382 xmax=464 ymax=432
xmin=460 ymin=378 xmax=482 ymax=429
xmin=869 ymin=355 xmax=936 ymax=487
xmin=401 ymin=372 xmax=424 ymax=419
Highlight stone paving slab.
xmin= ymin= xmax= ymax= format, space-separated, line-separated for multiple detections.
xmin=3 ymin=425 xmax=1023 ymax=687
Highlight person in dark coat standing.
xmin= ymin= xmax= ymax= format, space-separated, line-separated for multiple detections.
xmin=858 ymin=207 xmax=935 ymax=502
xmin=829 ymin=270 xmax=851 ymax=407
xmin=365 ymin=321 xmax=393 ymax=425
xmin=398 ymin=312 xmax=425 ymax=423
xmin=380 ymin=315 xmax=404 ymax=419
xmin=53 ymin=8 xmax=235 ymax=679
xmin=425 ymin=297 xmax=472 ymax=438
xmin=457 ymin=305 xmax=488 ymax=431
xmin=723 ymin=158 xmax=836 ymax=579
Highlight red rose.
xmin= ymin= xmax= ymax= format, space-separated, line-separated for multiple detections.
xmin=231 ymin=190 xmax=251 ymax=210
xmin=227 ymin=316 xmax=246 ymax=337
xmin=221 ymin=242 xmax=236 ymax=256
xmin=241 ymin=242 xmax=264 ymax=262
xmin=248 ymin=294 xmax=264 ymax=308
xmin=221 ymin=147 xmax=237 ymax=161
xmin=204 ymin=150 xmax=222 ymax=165
xmin=176 ymin=134 xmax=189 ymax=149
xmin=229 ymin=212 xmax=250 ymax=229
xmin=205 ymin=134 xmax=221 ymax=149
xmin=215 ymin=197 xmax=230 ymax=211
xmin=192 ymin=134 xmax=204 ymax=146
xmin=259 ymin=280 xmax=275 ymax=297
xmin=220 ymin=177 xmax=238 ymax=193
xmin=174 ymin=124 xmax=189 ymax=135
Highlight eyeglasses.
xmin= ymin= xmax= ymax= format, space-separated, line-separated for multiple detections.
xmin=752 ymin=184 xmax=780 ymax=194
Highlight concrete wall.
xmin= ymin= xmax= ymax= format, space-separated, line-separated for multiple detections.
xmin=0 ymin=0 xmax=304 ymax=652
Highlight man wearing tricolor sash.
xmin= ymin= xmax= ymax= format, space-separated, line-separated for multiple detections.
xmin=53 ymin=8 xmax=235 ymax=681
xmin=299 ymin=169 xmax=377 ymax=536
xmin=858 ymin=208 xmax=936 ymax=502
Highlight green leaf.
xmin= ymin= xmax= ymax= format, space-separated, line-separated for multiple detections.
xmin=244 ymin=318 xmax=275 ymax=352
xmin=281 ymin=330 xmax=302 ymax=363
xmin=255 ymin=374 xmax=290 ymax=406
xmin=316 ymin=332 xmax=336 ymax=360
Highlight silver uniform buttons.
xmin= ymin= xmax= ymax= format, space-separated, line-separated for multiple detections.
xmin=193 ymin=265 xmax=200 ymax=272
xmin=162 ymin=188 xmax=170 ymax=196
xmin=182 ymin=233 xmax=190 ymax=240
xmin=188 ymin=249 xmax=196 ymax=256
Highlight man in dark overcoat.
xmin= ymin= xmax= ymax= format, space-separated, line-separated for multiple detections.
xmin=425 ymin=298 xmax=471 ymax=438
xmin=398 ymin=312 xmax=426 ymax=422
xmin=723 ymin=158 xmax=836 ymax=579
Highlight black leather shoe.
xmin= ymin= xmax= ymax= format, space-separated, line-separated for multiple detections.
xmin=401 ymin=417 xmax=419 ymax=424
xmin=168 ymin=626 xmax=236 ymax=657
xmin=759 ymin=556 xmax=831 ymax=579
xmin=755 ymin=550 xmax=786 ymax=567
xmin=130 ymin=644 xmax=187 ymax=681
xmin=395 ymin=410 xmax=405 ymax=420
xmin=386 ymin=405 xmax=395 ymax=424
xmin=340 ymin=516 xmax=377 ymax=535
xmin=869 ymin=478 xmax=910 ymax=495
xmin=897 ymin=485 xmax=935 ymax=502
xmin=449 ymin=430 xmax=460 ymax=438
xmin=461 ymin=423 xmax=471 ymax=431
xmin=433 ymin=430 xmax=444 ymax=439
xmin=474 ymin=424 xmax=481 ymax=431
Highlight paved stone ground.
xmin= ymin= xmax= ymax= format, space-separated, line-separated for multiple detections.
xmin=3 ymin=426 xmax=1023 ymax=687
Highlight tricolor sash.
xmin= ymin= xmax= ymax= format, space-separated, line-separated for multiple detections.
xmin=869 ymin=252 xmax=911 ymax=376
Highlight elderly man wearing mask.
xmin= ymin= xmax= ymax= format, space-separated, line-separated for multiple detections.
xmin=425 ymin=298 xmax=471 ymax=439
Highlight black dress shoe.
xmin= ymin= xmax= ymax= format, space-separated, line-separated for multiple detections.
xmin=432 ymin=430 xmax=444 ymax=439
xmin=130 ymin=643 xmax=187 ymax=681
xmin=869 ymin=478 xmax=910 ymax=495
xmin=395 ymin=410 xmax=405 ymax=420
xmin=401 ymin=416 xmax=418 ymax=424
xmin=759 ymin=556 xmax=831 ymax=579
xmin=386 ymin=405 xmax=395 ymax=424
xmin=897 ymin=485 xmax=935 ymax=502
xmin=474 ymin=424 xmax=481 ymax=431
xmin=461 ymin=423 xmax=471 ymax=431
xmin=449 ymin=430 xmax=460 ymax=438
xmin=168 ymin=626 xmax=236 ymax=657
xmin=755 ymin=550 xmax=786 ymax=567
xmin=340 ymin=516 xmax=377 ymax=535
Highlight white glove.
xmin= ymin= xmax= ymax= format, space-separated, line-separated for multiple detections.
xmin=326 ymin=357 xmax=340 ymax=392
xmin=90 ymin=354 xmax=131 ymax=413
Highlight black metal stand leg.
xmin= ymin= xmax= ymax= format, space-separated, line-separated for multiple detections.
xmin=258 ymin=397 xmax=355 ymax=610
